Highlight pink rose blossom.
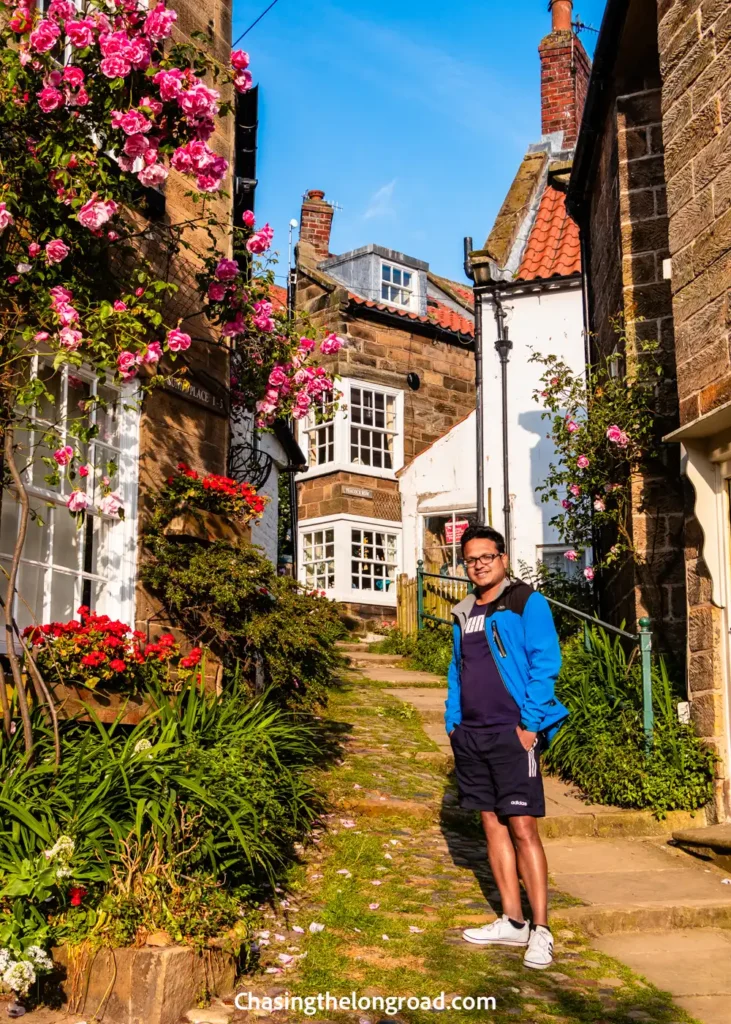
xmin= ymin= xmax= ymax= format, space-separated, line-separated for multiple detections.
xmin=28 ymin=242 xmax=41 ymax=258
xmin=117 ymin=350 xmax=139 ymax=379
xmin=100 ymin=55 xmax=131 ymax=80
xmin=123 ymin=133 xmax=149 ymax=158
xmin=29 ymin=19 xmax=60 ymax=53
xmin=135 ymin=287 xmax=144 ymax=297
xmin=167 ymin=328 xmax=191 ymax=352
xmin=16 ymin=263 xmax=32 ymax=274
xmin=37 ymin=87 xmax=63 ymax=112
xmin=63 ymin=65 xmax=85 ymax=90
xmin=34 ymin=331 xmax=50 ymax=342
xmin=126 ymin=37 xmax=151 ymax=70
xmin=7 ymin=275 xmax=20 ymax=285
xmin=242 ymin=209 xmax=255 ymax=227
xmin=143 ymin=341 xmax=162 ymax=364
xmin=561 ymin=499 xmax=571 ymax=510
xmin=77 ymin=195 xmax=117 ymax=230
xmin=153 ymin=68 xmax=184 ymax=101
xmin=50 ymin=284 xmax=73 ymax=304
xmin=593 ymin=498 xmax=606 ymax=512
xmin=137 ymin=163 xmax=168 ymax=187
xmin=231 ymin=49 xmax=250 ymax=71
xmin=111 ymin=109 xmax=151 ymax=135
xmin=320 ymin=332 xmax=344 ymax=355
xmin=107 ymin=230 xmax=119 ymax=241
xmin=566 ymin=420 xmax=579 ymax=433
xmin=113 ymin=300 xmax=127 ymax=311
xmin=268 ymin=366 xmax=287 ymax=388
xmin=584 ymin=567 xmax=595 ymax=581
xmin=246 ymin=223 xmax=274 ymax=254
xmin=214 ymin=258 xmax=239 ymax=281
xmin=140 ymin=95 xmax=163 ymax=117
xmin=0 ymin=203 xmax=15 ymax=233
xmin=576 ymin=455 xmax=590 ymax=469
xmin=563 ymin=550 xmax=578 ymax=562
xmin=221 ymin=315 xmax=245 ymax=337
xmin=100 ymin=491 xmax=123 ymax=517
xmin=45 ymin=238 xmax=69 ymax=263
xmin=65 ymin=18 xmax=94 ymax=47
xmin=78 ymin=464 xmax=89 ymax=478
xmin=66 ymin=490 xmax=90 ymax=513
xmin=59 ymin=327 xmax=82 ymax=350
xmin=48 ymin=0 xmax=76 ymax=22
xmin=569 ymin=483 xmax=581 ymax=497
xmin=144 ymin=3 xmax=177 ymax=41
xmin=207 ymin=282 xmax=227 ymax=301
xmin=9 ymin=7 xmax=33 ymax=34
xmin=53 ymin=445 xmax=73 ymax=466
xmin=178 ymin=83 xmax=219 ymax=123
xmin=606 ymin=424 xmax=630 ymax=448
xmin=196 ymin=173 xmax=223 ymax=193
xmin=233 ymin=71 xmax=253 ymax=94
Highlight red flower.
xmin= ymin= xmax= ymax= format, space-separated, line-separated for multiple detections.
xmin=109 ymin=659 xmax=127 ymax=672
xmin=69 ymin=886 xmax=87 ymax=907
xmin=180 ymin=646 xmax=202 ymax=668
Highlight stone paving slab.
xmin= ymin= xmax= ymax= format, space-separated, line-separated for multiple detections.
xmin=595 ymin=929 xmax=731 ymax=1024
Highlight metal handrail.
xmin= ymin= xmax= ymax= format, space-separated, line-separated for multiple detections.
xmin=414 ymin=560 xmax=655 ymax=747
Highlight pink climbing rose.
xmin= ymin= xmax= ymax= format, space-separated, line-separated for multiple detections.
xmin=45 ymin=238 xmax=69 ymax=263
xmin=576 ymin=455 xmax=590 ymax=469
xmin=66 ymin=490 xmax=90 ymax=513
xmin=53 ymin=445 xmax=73 ymax=466
xmin=167 ymin=328 xmax=191 ymax=352
xmin=606 ymin=424 xmax=630 ymax=448
xmin=563 ymin=550 xmax=578 ymax=562
xmin=584 ymin=567 xmax=595 ymax=581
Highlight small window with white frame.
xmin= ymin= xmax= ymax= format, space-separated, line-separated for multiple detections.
xmin=301 ymin=528 xmax=335 ymax=591
xmin=381 ymin=262 xmax=413 ymax=308
xmin=537 ymin=544 xmax=583 ymax=579
xmin=350 ymin=386 xmax=397 ymax=469
xmin=303 ymin=397 xmax=335 ymax=469
xmin=0 ymin=363 xmax=139 ymax=632
xmin=351 ymin=527 xmax=398 ymax=593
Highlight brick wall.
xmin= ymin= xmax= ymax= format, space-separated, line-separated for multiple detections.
xmin=584 ymin=20 xmax=686 ymax=661
xmin=539 ymin=28 xmax=591 ymax=147
xmin=658 ymin=0 xmax=731 ymax=816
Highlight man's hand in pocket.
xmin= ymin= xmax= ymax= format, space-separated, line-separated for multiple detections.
xmin=516 ymin=726 xmax=537 ymax=751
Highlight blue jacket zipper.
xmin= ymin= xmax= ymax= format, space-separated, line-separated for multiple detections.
xmin=487 ymin=617 xmax=516 ymax=704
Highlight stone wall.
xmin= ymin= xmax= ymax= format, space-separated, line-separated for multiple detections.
xmin=658 ymin=0 xmax=731 ymax=815
xmin=584 ymin=37 xmax=686 ymax=660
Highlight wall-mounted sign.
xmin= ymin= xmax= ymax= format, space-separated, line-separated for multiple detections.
xmin=343 ymin=485 xmax=373 ymax=499
xmin=162 ymin=373 xmax=229 ymax=416
xmin=445 ymin=518 xmax=470 ymax=544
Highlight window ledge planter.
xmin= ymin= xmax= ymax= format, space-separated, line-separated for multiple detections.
xmin=50 ymin=680 xmax=150 ymax=725
xmin=164 ymin=509 xmax=251 ymax=546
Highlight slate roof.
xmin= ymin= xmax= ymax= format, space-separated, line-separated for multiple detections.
xmin=516 ymin=185 xmax=581 ymax=281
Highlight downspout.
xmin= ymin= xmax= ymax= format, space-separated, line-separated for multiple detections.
xmin=492 ymin=292 xmax=513 ymax=562
xmin=286 ymin=263 xmax=299 ymax=575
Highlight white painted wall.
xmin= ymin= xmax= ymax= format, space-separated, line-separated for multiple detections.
xmin=399 ymin=281 xmax=585 ymax=575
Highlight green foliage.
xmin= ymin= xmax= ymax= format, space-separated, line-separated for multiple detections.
xmin=518 ymin=560 xmax=593 ymax=643
xmin=373 ymin=624 xmax=453 ymax=677
xmin=546 ymin=630 xmax=716 ymax=816
xmin=531 ymin=316 xmax=664 ymax=573
xmin=141 ymin=533 xmax=345 ymax=709
xmin=0 ymin=679 xmax=325 ymax=952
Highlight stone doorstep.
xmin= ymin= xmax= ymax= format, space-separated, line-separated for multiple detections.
xmin=347 ymin=653 xmax=408 ymax=668
xmin=51 ymin=943 xmax=236 ymax=1024
xmin=672 ymin=823 xmax=731 ymax=874
xmin=556 ymin=900 xmax=731 ymax=936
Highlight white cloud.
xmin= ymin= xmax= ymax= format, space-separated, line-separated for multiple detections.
xmin=364 ymin=179 xmax=397 ymax=220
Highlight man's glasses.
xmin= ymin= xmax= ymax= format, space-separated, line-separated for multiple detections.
xmin=464 ymin=553 xmax=502 ymax=567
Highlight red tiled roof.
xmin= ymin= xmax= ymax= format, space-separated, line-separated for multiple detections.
xmin=269 ymin=282 xmax=287 ymax=310
xmin=348 ymin=293 xmax=474 ymax=339
xmin=516 ymin=186 xmax=581 ymax=281
xmin=450 ymin=283 xmax=475 ymax=307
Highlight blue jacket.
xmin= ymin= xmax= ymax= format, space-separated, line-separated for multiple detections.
xmin=445 ymin=579 xmax=569 ymax=744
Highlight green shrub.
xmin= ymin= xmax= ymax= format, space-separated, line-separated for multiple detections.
xmin=518 ymin=560 xmax=593 ymax=642
xmin=546 ymin=629 xmax=716 ymax=816
xmin=0 ymin=679 xmax=325 ymax=954
xmin=141 ymin=537 xmax=345 ymax=709
xmin=372 ymin=624 xmax=453 ymax=676
xmin=371 ymin=628 xmax=415 ymax=657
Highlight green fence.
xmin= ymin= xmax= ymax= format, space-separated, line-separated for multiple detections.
xmin=414 ymin=560 xmax=655 ymax=748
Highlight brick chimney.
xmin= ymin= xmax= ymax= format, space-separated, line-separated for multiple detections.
xmin=539 ymin=0 xmax=590 ymax=149
xmin=299 ymin=189 xmax=334 ymax=261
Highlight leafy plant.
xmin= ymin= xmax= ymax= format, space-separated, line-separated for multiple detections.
xmin=518 ymin=560 xmax=593 ymax=642
xmin=546 ymin=629 xmax=716 ymax=816
xmin=372 ymin=624 xmax=452 ymax=677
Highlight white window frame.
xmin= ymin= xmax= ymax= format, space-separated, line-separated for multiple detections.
xmin=380 ymin=261 xmax=414 ymax=309
xmin=421 ymin=509 xmax=475 ymax=576
xmin=297 ymin=377 xmax=404 ymax=482
xmin=297 ymin=514 xmax=401 ymax=606
xmin=0 ymin=362 xmax=140 ymax=639
xmin=536 ymin=543 xmax=585 ymax=579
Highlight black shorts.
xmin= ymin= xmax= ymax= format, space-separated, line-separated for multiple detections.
xmin=450 ymin=725 xmax=545 ymax=817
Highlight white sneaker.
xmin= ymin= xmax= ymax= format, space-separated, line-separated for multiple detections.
xmin=462 ymin=914 xmax=530 ymax=946
xmin=523 ymin=925 xmax=554 ymax=969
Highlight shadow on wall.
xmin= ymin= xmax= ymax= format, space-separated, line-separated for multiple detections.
xmin=517 ymin=410 xmax=557 ymax=546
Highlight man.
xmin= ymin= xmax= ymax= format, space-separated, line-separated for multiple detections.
xmin=445 ymin=524 xmax=568 ymax=970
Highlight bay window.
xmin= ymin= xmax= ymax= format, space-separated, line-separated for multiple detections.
xmin=298 ymin=377 xmax=404 ymax=479
xmin=0 ymin=363 xmax=140 ymax=635
xmin=298 ymin=516 xmax=401 ymax=605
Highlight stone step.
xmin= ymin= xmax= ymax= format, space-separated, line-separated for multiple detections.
xmin=346 ymin=652 xmax=407 ymax=667
xmin=672 ymin=823 xmax=731 ymax=873
xmin=559 ymin=900 xmax=731 ymax=936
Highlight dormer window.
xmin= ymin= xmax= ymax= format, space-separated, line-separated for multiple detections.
xmin=381 ymin=262 xmax=413 ymax=308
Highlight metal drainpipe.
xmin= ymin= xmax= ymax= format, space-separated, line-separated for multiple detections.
xmin=474 ymin=290 xmax=486 ymax=524
xmin=492 ymin=291 xmax=513 ymax=563
xmin=286 ymin=264 xmax=299 ymax=575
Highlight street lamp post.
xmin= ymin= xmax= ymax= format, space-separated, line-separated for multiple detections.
xmin=464 ymin=241 xmax=513 ymax=560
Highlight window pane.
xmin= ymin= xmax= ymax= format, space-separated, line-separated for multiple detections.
xmin=54 ymin=504 xmax=81 ymax=571
xmin=50 ymin=570 xmax=77 ymax=623
xmin=23 ymin=501 xmax=52 ymax=565
xmin=96 ymin=384 xmax=121 ymax=447
xmin=382 ymin=265 xmax=391 ymax=282
xmin=381 ymin=284 xmax=389 ymax=300
xmin=393 ymin=268 xmax=401 ymax=285
xmin=35 ymin=364 xmax=63 ymax=426
xmin=0 ymin=495 xmax=19 ymax=556
xmin=16 ymin=562 xmax=45 ymax=630
xmin=403 ymin=271 xmax=412 ymax=287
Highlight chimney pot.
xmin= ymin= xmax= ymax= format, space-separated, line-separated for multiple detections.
xmin=300 ymin=189 xmax=334 ymax=260
xmin=550 ymin=0 xmax=573 ymax=32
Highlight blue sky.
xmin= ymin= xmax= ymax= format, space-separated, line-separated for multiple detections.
xmin=233 ymin=1 xmax=607 ymax=285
